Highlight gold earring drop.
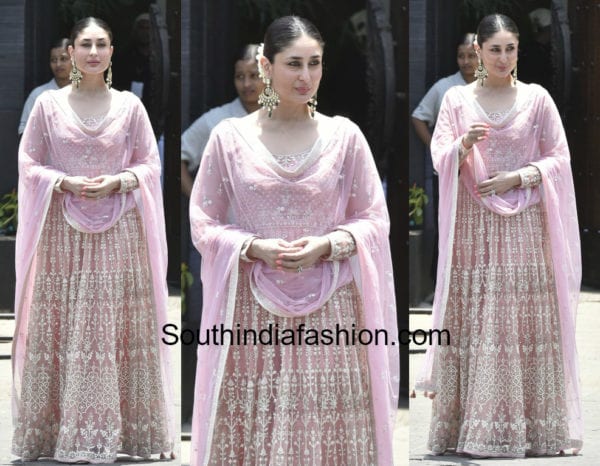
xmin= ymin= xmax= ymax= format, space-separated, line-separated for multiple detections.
xmin=511 ymin=63 xmax=518 ymax=85
xmin=307 ymin=94 xmax=318 ymax=119
xmin=258 ymin=78 xmax=280 ymax=118
xmin=70 ymin=58 xmax=82 ymax=88
xmin=474 ymin=57 xmax=488 ymax=86
xmin=106 ymin=61 xmax=113 ymax=89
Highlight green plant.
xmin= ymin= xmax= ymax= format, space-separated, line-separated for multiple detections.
xmin=0 ymin=190 xmax=17 ymax=234
xmin=409 ymin=183 xmax=428 ymax=228
xmin=181 ymin=262 xmax=194 ymax=315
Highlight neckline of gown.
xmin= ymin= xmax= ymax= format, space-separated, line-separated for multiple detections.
xmin=229 ymin=115 xmax=343 ymax=178
xmin=465 ymin=83 xmax=527 ymax=127
xmin=49 ymin=88 xmax=127 ymax=135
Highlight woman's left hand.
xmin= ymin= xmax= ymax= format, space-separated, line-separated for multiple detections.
xmin=277 ymin=236 xmax=331 ymax=272
xmin=82 ymin=175 xmax=121 ymax=199
xmin=476 ymin=171 xmax=521 ymax=197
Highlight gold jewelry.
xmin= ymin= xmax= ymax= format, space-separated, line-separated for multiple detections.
xmin=307 ymin=94 xmax=318 ymax=119
xmin=511 ymin=63 xmax=518 ymax=85
xmin=474 ymin=57 xmax=487 ymax=86
xmin=70 ymin=58 xmax=82 ymax=88
xmin=106 ymin=61 xmax=113 ymax=89
xmin=258 ymin=78 xmax=280 ymax=118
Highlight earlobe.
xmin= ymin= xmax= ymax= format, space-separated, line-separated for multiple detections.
xmin=260 ymin=57 xmax=271 ymax=79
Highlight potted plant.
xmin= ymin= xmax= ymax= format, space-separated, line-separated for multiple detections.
xmin=409 ymin=183 xmax=429 ymax=306
xmin=0 ymin=189 xmax=17 ymax=310
xmin=180 ymin=262 xmax=194 ymax=315
xmin=409 ymin=182 xmax=428 ymax=229
xmin=0 ymin=189 xmax=17 ymax=235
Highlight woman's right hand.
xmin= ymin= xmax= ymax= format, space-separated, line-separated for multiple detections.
xmin=462 ymin=123 xmax=490 ymax=149
xmin=247 ymin=238 xmax=302 ymax=269
xmin=61 ymin=176 xmax=94 ymax=197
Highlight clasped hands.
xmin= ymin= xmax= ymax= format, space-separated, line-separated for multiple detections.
xmin=462 ymin=123 xmax=521 ymax=197
xmin=61 ymin=175 xmax=121 ymax=199
xmin=247 ymin=236 xmax=331 ymax=272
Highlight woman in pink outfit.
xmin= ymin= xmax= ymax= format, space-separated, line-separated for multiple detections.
xmin=12 ymin=17 xmax=174 ymax=461
xmin=189 ymin=16 xmax=398 ymax=466
xmin=416 ymin=14 xmax=582 ymax=457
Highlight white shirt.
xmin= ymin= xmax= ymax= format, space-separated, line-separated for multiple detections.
xmin=18 ymin=79 xmax=60 ymax=134
xmin=181 ymin=98 xmax=248 ymax=171
xmin=411 ymin=71 xmax=467 ymax=126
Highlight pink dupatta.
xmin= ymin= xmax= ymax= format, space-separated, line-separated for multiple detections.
xmin=416 ymin=83 xmax=583 ymax=448
xmin=12 ymin=89 xmax=175 ymax=450
xmin=189 ymin=116 xmax=399 ymax=465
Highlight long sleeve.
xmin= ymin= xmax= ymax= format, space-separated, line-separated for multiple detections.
xmin=324 ymin=230 xmax=356 ymax=261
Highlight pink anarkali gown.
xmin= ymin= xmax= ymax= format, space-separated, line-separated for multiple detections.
xmin=12 ymin=89 xmax=174 ymax=461
xmin=189 ymin=115 xmax=399 ymax=465
xmin=416 ymin=82 xmax=582 ymax=457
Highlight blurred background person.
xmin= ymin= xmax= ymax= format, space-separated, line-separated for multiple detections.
xmin=412 ymin=33 xmax=477 ymax=148
xmin=181 ymin=44 xmax=263 ymax=197
xmin=18 ymin=38 xmax=71 ymax=135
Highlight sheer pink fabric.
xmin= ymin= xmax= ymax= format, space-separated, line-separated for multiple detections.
xmin=416 ymin=83 xmax=582 ymax=451
xmin=12 ymin=89 xmax=175 ymax=459
xmin=190 ymin=116 xmax=398 ymax=465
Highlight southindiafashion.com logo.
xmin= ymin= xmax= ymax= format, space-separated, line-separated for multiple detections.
xmin=162 ymin=323 xmax=450 ymax=347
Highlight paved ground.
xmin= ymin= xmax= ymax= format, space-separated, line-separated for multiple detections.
xmin=0 ymin=295 xmax=182 ymax=465
xmin=409 ymin=289 xmax=600 ymax=466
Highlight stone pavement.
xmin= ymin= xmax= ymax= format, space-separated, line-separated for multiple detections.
xmin=409 ymin=289 xmax=600 ymax=466
xmin=0 ymin=295 xmax=182 ymax=465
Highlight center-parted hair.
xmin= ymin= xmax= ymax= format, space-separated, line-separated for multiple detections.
xmin=476 ymin=14 xmax=519 ymax=45
xmin=263 ymin=16 xmax=324 ymax=63
xmin=70 ymin=17 xmax=113 ymax=45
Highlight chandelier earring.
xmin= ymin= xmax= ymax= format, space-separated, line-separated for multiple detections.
xmin=258 ymin=77 xmax=280 ymax=118
xmin=474 ymin=56 xmax=488 ymax=86
xmin=307 ymin=94 xmax=318 ymax=119
xmin=105 ymin=61 xmax=113 ymax=89
xmin=511 ymin=63 xmax=518 ymax=85
xmin=70 ymin=58 xmax=83 ymax=88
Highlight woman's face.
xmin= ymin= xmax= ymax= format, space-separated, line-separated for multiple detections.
xmin=456 ymin=43 xmax=477 ymax=82
xmin=233 ymin=59 xmax=263 ymax=107
xmin=264 ymin=34 xmax=323 ymax=105
xmin=69 ymin=24 xmax=113 ymax=77
xmin=477 ymin=29 xmax=518 ymax=81
xmin=50 ymin=47 xmax=71 ymax=82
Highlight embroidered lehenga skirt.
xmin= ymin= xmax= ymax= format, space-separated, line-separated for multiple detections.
xmin=12 ymin=197 xmax=171 ymax=462
xmin=427 ymin=183 xmax=571 ymax=457
xmin=206 ymin=274 xmax=377 ymax=466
